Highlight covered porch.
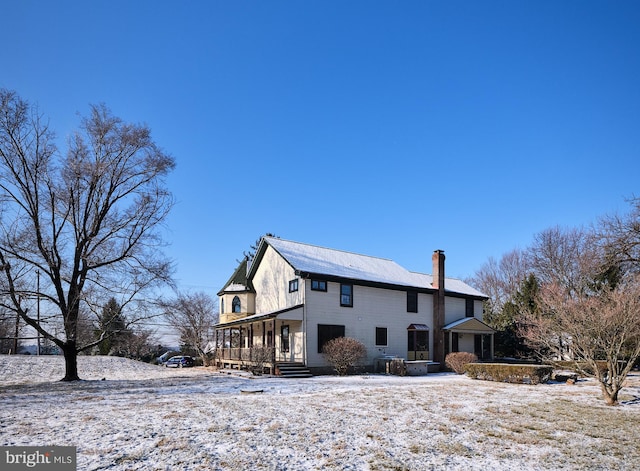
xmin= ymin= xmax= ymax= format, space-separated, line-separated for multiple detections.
xmin=444 ymin=317 xmax=496 ymax=361
xmin=214 ymin=305 xmax=306 ymax=374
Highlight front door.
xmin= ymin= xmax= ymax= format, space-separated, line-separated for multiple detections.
xmin=407 ymin=330 xmax=429 ymax=360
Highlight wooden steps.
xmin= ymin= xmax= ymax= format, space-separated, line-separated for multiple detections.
xmin=276 ymin=362 xmax=312 ymax=378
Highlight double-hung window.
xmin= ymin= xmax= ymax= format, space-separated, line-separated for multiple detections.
xmin=340 ymin=284 xmax=353 ymax=307
xmin=375 ymin=327 xmax=388 ymax=347
xmin=289 ymin=279 xmax=299 ymax=293
xmin=407 ymin=291 xmax=418 ymax=313
xmin=465 ymin=298 xmax=474 ymax=317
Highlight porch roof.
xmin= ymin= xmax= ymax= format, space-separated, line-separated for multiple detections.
xmin=443 ymin=317 xmax=496 ymax=333
xmin=407 ymin=324 xmax=430 ymax=330
xmin=215 ymin=304 xmax=304 ymax=329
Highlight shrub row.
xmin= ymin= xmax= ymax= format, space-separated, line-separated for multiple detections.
xmin=464 ymin=363 xmax=553 ymax=385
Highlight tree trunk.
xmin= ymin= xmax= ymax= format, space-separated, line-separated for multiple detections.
xmin=600 ymin=381 xmax=620 ymax=406
xmin=61 ymin=341 xmax=81 ymax=381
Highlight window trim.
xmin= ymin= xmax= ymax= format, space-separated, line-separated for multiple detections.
xmin=232 ymin=296 xmax=241 ymax=313
xmin=317 ymin=324 xmax=345 ymax=353
xmin=465 ymin=298 xmax=474 ymax=318
xmin=281 ymin=325 xmax=290 ymax=353
xmin=340 ymin=283 xmax=353 ymax=307
xmin=289 ymin=278 xmax=299 ymax=293
xmin=311 ymin=279 xmax=327 ymax=292
xmin=375 ymin=327 xmax=388 ymax=347
xmin=407 ymin=290 xmax=418 ymax=313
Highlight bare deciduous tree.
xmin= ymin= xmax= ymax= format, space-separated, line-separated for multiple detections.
xmin=322 ymin=337 xmax=367 ymax=376
xmin=163 ymin=291 xmax=218 ymax=366
xmin=0 ymin=89 xmax=175 ymax=380
xmin=526 ymin=226 xmax=601 ymax=297
xmin=520 ymin=279 xmax=640 ymax=405
xmin=470 ymin=248 xmax=529 ymax=323
xmin=598 ymin=196 xmax=640 ymax=274
xmin=0 ymin=307 xmax=20 ymax=353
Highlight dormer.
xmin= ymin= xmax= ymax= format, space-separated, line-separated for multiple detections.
xmin=217 ymin=258 xmax=256 ymax=323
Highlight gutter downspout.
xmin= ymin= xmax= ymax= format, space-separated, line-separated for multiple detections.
xmin=302 ymin=276 xmax=307 ymax=369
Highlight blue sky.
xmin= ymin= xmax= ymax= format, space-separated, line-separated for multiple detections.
xmin=3 ymin=1 xmax=640 ymax=295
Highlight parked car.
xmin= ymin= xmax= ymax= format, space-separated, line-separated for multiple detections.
xmin=156 ymin=351 xmax=180 ymax=365
xmin=165 ymin=356 xmax=195 ymax=368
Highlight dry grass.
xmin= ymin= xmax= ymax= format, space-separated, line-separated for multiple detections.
xmin=1 ymin=363 xmax=639 ymax=470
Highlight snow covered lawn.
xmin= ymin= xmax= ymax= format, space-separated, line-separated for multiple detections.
xmin=1 ymin=356 xmax=639 ymax=470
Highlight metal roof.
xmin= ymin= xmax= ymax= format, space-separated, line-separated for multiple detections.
xmin=259 ymin=237 xmax=487 ymax=299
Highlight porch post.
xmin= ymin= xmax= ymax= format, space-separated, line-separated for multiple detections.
xmin=214 ymin=329 xmax=219 ymax=367
xmin=221 ymin=329 xmax=225 ymax=363
xmin=490 ymin=333 xmax=495 ymax=360
xmin=224 ymin=328 xmax=228 ymax=360
xmin=272 ymin=317 xmax=276 ymax=374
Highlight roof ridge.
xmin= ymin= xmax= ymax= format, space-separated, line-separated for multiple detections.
xmin=266 ymin=236 xmax=396 ymax=263
xmin=408 ymin=270 xmax=467 ymax=282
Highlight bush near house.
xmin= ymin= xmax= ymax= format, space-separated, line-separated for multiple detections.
xmin=389 ymin=358 xmax=407 ymax=376
xmin=445 ymin=352 xmax=478 ymax=374
xmin=322 ymin=337 xmax=367 ymax=376
xmin=241 ymin=346 xmax=273 ymax=375
xmin=465 ymin=363 xmax=553 ymax=385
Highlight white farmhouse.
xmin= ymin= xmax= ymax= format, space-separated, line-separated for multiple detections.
xmin=215 ymin=237 xmax=494 ymax=375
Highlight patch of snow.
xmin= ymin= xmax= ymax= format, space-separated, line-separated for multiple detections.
xmin=1 ymin=355 xmax=639 ymax=470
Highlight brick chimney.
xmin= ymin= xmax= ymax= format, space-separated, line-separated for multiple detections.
xmin=432 ymin=249 xmax=445 ymax=290
xmin=432 ymin=250 xmax=445 ymax=367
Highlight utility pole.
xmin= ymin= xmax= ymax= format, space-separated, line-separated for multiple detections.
xmin=37 ymin=270 xmax=41 ymax=356
xmin=13 ymin=310 xmax=19 ymax=354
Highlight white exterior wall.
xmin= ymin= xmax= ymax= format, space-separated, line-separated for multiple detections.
xmin=443 ymin=297 xmax=484 ymax=324
xmin=273 ymin=319 xmax=304 ymax=363
xmin=304 ymin=281 xmax=435 ymax=368
xmin=474 ymin=300 xmax=484 ymax=321
xmin=444 ymin=297 xmax=466 ymax=325
xmin=253 ymin=246 xmax=304 ymax=313
xmin=220 ymin=291 xmax=255 ymax=315
xmin=457 ymin=334 xmax=476 ymax=354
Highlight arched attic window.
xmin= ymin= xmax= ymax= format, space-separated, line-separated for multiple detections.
xmin=232 ymin=296 xmax=241 ymax=313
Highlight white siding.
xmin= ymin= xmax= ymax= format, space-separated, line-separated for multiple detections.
xmin=444 ymin=297 xmax=466 ymax=325
xmin=457 ymin=334 xmax=476 ymax=354
xmin=220 ymin=291 xmax=255 ymax=314
xmin=304 ymin=280 xmax=435 ymax=368
xmin=253 ymin=245 xmax=304 ymax=313
xmin=474 ymin=300 xmax=484 ymax=321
